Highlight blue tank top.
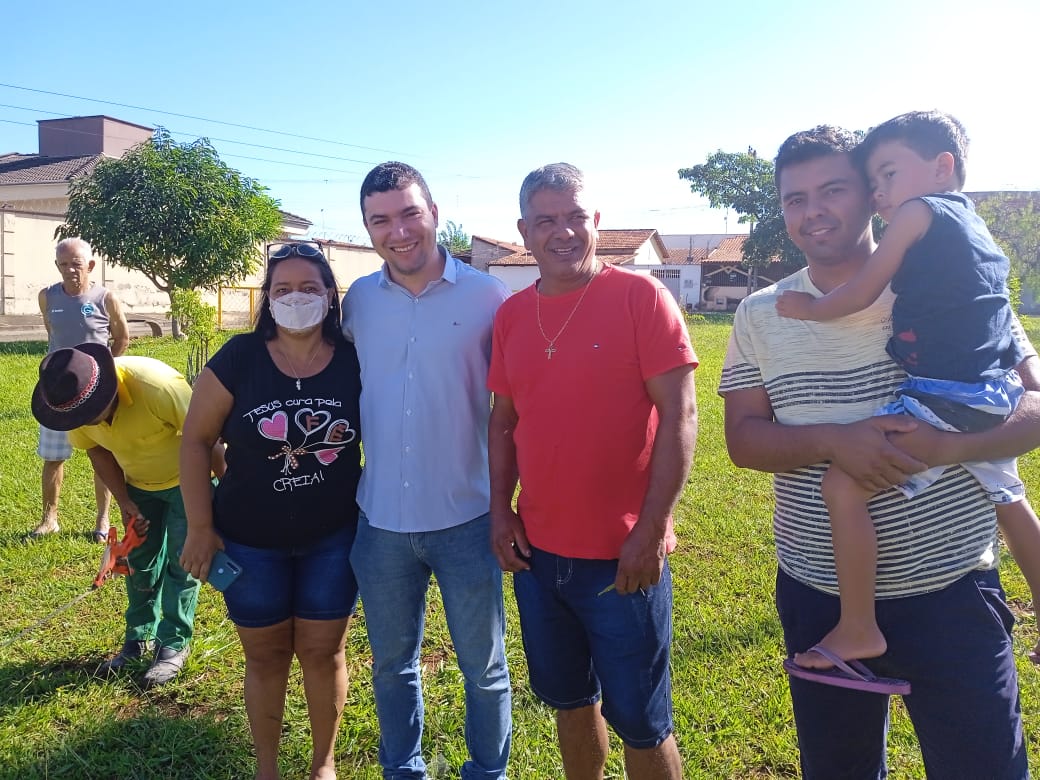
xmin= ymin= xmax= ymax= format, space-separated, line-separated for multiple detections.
xmin=887 ymin=192 xmax=1023 ymax=382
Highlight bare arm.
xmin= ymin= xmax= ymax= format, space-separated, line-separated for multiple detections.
xmin=614 ymin=364 xmax=697 ymax=594
xmin=776 ymin=201 xmax=932 ymax=321
xmin=723 ymin=386 xmax=926 ymax=492
xmin=38 ymin=289 xmax=52 ymax=339
xmin=85 ymin=445 xmax=147 ymax=535
xmin=488 ymin=392 xmax=530 ymax=572
xmin=178 ymin=368 xmax=233 ymax=581
xmin=105 ymin=292 xmax=130 ymax=357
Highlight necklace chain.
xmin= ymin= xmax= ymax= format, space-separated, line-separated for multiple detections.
xmin=536 ymin=268 xmax=597 ymax=360
xmin=278 ymin=342 xmax=323 ymax=391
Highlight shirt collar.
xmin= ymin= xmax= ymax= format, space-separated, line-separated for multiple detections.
xmin=378 ymin=246 xmax=458 ymax=291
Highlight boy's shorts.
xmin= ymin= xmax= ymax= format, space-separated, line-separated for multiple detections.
xmin=878 ymin=369 xmax=1025 ymax=503
xmin=221 ymin=523 xmax=359 ymax=628
xmin=37 ymin=425 xmax=73 ymax=461
xmin=512 ymin=546 xmax=674 ymax=749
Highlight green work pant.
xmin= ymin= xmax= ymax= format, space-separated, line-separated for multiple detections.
xmin=123 ymin=484 xmax=199 ymax=651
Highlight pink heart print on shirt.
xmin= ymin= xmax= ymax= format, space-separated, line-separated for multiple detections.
xmin=314 ymin=449 xmax=340 ymax=465
xmin=258 ymin=411 xmax=289 ymax=441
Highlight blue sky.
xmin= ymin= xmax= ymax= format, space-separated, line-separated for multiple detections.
xmin=3 ymin=0 xmax=1038 ymax=245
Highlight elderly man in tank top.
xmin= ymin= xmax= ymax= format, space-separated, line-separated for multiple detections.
xmin=30 ymin=238 xmax=129 ymax=542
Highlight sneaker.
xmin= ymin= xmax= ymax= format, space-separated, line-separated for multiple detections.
xmin=142 ymin=645 xmax=189 ymax=687
xmin=98 ymin=639 xmax=155 ymax=674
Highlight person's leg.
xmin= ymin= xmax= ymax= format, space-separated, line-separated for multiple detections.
xmin=512 ymin=548 xmax=604 ymax=778
xmin=775 ymin=569 xmax=890 ymax=779
xmin=879 ymin=569 xmax=1028 ymax=779
xmin=122 ymin=485 xmax=165 ymax=645
xmin=349 ymin=514 xmax=430 ymax=779
xmin=291 ymin=523 xmax=359 ymax=780
xmin=795 ymin=466 xmax=886 ymax=668
xmin=622 ymin=735 xmax=682 ymax=780
xmin=92 ymin=468 xmax=111 ymax=539
xmin=556 ymin=704 xmax=609 ymax=780
xmin=37 ymin=460 xmax=64 ymax=533
xmin=237 ymin=620 xmax=295 ymax=780
xmin=294 ymin=617 xmax=351 ymax=780
xmin=576 ymin=559 xmax=678 ymax=780
xmin=992 ymin=500 xmax=1040 ymax=659
xmin=34 ymin=426 xmax=72 ymax=535
xmin=151 ymin=486 xmax=200 ymax=651
xmin=424 ymin=515 xmax=511 ymax=779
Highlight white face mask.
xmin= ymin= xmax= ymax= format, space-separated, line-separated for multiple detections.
xmin=270 ymin=291 xmax=328 ymax=332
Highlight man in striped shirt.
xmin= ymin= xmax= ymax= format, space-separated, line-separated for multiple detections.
xmin=719 ymin=125 xmax=1036 ymax=779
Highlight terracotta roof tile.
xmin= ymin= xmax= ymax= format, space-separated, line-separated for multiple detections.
xmin=472 ymin=235 xmax=526 ymax=253
xmin=0 ymin=154 xmax=105 ymax=185
xmin=706 ymin=236 xmax=747 ymax=262
xmin=488 ymin=250 xmax=636 ymax=267
xmin=667 ymin=246 xmax=708 ymax=264
xmin=596 ymin=229 xmax=656 ymax=252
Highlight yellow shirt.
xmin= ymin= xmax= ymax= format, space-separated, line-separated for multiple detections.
xmin=68 ymin=357 xmax=191 ymax=490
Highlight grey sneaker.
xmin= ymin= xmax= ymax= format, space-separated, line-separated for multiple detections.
xmin=98 ymin=639 xmax=155 ymax=674
xmin=142 ymin=645 xmax=189 ymax=687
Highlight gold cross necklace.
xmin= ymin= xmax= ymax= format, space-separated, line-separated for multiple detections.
xmin=536 ymin=267 xmax=598 ymax=360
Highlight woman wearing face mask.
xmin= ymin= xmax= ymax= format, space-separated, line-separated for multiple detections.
xmin=179 ymin=242 xmax=362 ymax=780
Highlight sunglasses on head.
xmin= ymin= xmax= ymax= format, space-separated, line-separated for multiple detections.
xmin=268 ymin=243 xmax=326 ymax=262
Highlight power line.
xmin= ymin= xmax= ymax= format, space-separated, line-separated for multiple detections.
xmin=0 ymin=82 xmax=413 ymax=157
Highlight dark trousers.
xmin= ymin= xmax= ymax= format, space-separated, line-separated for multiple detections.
xmin=776 ymin=567 xmax=1028 ymax=779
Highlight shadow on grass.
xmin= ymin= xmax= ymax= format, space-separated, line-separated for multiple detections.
xmin=1 ymin=712 xmax=254 ymax=779
xmin=0 ymin=658 xmax=254 ymax=779
xmin=0 ymin=341 xmax=48 ymax=357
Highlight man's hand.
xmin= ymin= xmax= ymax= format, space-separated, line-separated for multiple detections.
xmin=829 ymin=415 xmax=926 ymax=492
xmin=775 ymin=290 xmax=818 ymax=320
xmin=614 ymin=521 xmax=667 ymax=595
xmin=179 ymin=527 xmax=224 ymax=582
xmin=490 ymin=508 xmax=531 ymax=573
xmin=118 ymin=500 xmax=149 ymax=536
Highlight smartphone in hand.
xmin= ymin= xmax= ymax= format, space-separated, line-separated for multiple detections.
xmin=207 ymin=548 xmax=242 ymax=592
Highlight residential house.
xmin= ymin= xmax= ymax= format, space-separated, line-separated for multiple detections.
xmin=0 ymin=115 xmax=376 ymax=319
xmin=487 ymin=228 xmax=669 ymax=292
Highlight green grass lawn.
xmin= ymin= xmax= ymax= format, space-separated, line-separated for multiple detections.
xmin=1 ymin=319 xmax=1039 ymax=779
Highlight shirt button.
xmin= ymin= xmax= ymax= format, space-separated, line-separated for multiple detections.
xmin=410 ymin=337 xmax=416 ymax=343
xmin=405 ymin=445 xmax=411 ymax=453
xmin=406 ymin=409 xmax=412 ymax=416
xmin=403 ymin=481 xmax=410 ymax=488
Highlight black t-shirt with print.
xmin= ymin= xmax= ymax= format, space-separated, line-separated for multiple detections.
xmin=207 ymin=332 xmax=362 ymax=548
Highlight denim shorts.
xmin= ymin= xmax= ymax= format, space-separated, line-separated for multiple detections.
xmin=512 ymin=546 xmax=674 ymax=748
xmin=221 ymin=523 xmax=359 ymax=628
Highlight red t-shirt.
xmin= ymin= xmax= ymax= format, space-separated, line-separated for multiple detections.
xmin=488 ymin=265 xmax=697 ymax=559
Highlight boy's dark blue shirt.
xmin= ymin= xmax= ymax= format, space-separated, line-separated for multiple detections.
xmin=887 ymin=192 xmax=1023 ymax=383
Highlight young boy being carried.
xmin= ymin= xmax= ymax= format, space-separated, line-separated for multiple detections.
xmin=777 ymin=110 xmax=1040 ymax=680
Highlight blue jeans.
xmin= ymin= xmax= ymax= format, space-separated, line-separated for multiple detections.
xmin=350 ymin=513 xmax=511 ymax=780
xmin=776 ymin=567 xmax=1028 ymax=779
xmin=512 ymin=547 xmax=674 ymax=748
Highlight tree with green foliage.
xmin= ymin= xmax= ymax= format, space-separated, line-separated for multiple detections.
xmin=975 ymin=193 xmax=1040 ymax=309
xmin=58 ymin=128 xmax=282 ymax=336
xmin=679 ymin=149 xmax=804 ymax=293
xmin=437 ymin=220 xmax=471 ymax=256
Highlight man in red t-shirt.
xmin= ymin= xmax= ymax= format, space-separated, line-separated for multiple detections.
xmin=488 ymin=162 xmax=697 ymax=779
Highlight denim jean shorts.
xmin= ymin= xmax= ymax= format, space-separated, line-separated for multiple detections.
xmin=221 ymin=523 xmax=359 ymax=628
xmin=512 ymin=546 xmax=674 ymax=748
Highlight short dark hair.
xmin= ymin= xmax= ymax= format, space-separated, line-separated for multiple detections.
xmin=854 ymin=110 xmax=968 ymax=189
xmin=359 ymin=161 xmax=434 ymax=220
xmin=254 ymin=244 xmax=343 ymax=345
xmin=774 ymin=125 xmax=861 ymax=190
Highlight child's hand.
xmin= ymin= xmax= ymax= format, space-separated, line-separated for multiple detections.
xmin=776 ymin=290 xmax=817 ymax=320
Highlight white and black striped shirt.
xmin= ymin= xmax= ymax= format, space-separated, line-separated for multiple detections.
xmin=717 ymin=267 xmax=1032 ymax=598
